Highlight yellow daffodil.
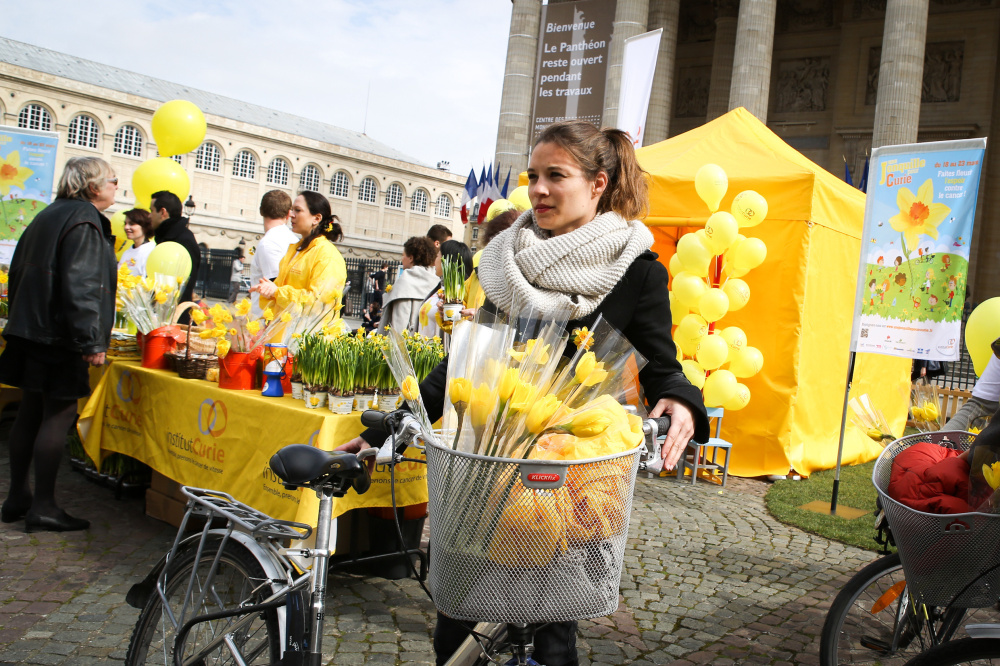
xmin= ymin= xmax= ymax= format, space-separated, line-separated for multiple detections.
xmin=142 ymin=277 xmax=156 ymax=292
xmin=526 ymin=394 xmax=563 ymax=434
xmin=508 ymin=381 xmax=537 ymax=413
xmin=212 ymin=324 xmax=227 ymax=338
xmin=508 ymin=338 xmax=551 ymax=365
xmin=190 ymin=309 xmax=207 ymax=324
xmin=469 ymin=383 xmax=495 ymax=428
xmin=385 ymin=284 xmax=393 ymax=293
xmin=448 ymin=377 xmax=472 ymax=406
xmin=197 ymin=328 xmax=215 ymax=339
xmin=560 ymin=410 xmax=613 ymax=438
xmin=280 ymin=312 xmax=292 ymax=323
xmin=498 ymin=368 xmax=520 ymax=403
xmin=153 ymin=290 xmax=168 ymax=304
xmin=235 ymin=298 xmax=252 ymax=317
xmin=401 ymin=375 xmax=420 ymax=401
xmin=0 ymin=150 xmax=34 ymax=197
xmin=922 ymin=401 xmax=939 ymax=421
xmin=983 ymin=462 xmax=1000 ymax=490
xmin=246 ymin=320 xmax=261 ymax=335
xmin=911 ymin=406 xmax=925 ymax=420
xmin=970 ymin=426 xmax=983 ymax=435
xmin=216 ymin=339 xmax=231 ymax=357
xmin=262 ymin=307 xmax=274 ymax=322
xmin=574 ymin=351 xmax=609 ymax=387
xmin=572 ymin=326 xmax=594 ymax=350
xmin=889 ymin=179 xmax=951 ymax=249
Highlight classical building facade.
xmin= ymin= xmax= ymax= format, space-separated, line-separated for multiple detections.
xmin=495 ymin=0 xmax=1000 ymax=299
xmin=0 ymin=37 xmax=465 ymax=259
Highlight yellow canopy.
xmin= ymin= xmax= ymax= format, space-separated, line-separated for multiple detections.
xmin=635 ymin=108 xmax=910 ymax=477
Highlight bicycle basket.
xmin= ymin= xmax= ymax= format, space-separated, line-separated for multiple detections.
xmin=873 ymin=430 xmax=1000 ymax=608
xmin=425 ymin=438 xmax=642 ymax=623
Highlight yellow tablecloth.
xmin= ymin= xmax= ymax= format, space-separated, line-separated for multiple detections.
xmin=77 ymin=361 xmax=427 ymax=523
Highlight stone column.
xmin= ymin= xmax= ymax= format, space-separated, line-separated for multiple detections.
xmin=642 ymin=0 xmax=680 ymax=145
xmin=602 ymin=0 xmax=650 ymax=129
xmin=871 ymin=0 xmax=929 ymax=148
xmin=728 ymin=0 xmax=777 ymax=122
xmin=494 ymin=0 xmax=543 ymax=177
xmin=706 ymin=0 xmax=740 ymax=121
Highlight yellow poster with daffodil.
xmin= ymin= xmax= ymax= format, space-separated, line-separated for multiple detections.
xmin=77 ymin=361 xmax=428 ymax=526
xmin=0 ymin=125 xmax=59 ymax=264
xmin=851 ymin=139 xmax=986 ymax=362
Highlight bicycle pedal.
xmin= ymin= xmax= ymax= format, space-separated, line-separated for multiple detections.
xmin=859 ymin=636 xmax=891 ymax=653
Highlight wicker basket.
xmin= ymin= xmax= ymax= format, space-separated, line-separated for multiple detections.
xmin=168 ymin=351 xmax=218 ymax=380
xmin=170 ymin=302 xmax=217 ymax=355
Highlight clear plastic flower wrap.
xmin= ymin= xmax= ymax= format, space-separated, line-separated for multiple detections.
xmin=910 ymin=383 xmax=943 ymax=432
xmin=384 ymin=327 xmax=439 ymax=444
xmin=849 ymin=393 xmax=896 ymax=444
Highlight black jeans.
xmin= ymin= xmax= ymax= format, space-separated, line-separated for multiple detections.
xmin=433 ymin=612 xmax=578 ymax=665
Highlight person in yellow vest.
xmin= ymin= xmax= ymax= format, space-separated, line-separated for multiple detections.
xmin=251 ymin=191 xmax=347 ymax=308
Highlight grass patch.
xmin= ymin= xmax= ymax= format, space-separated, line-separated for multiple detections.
xmin=765 ymin=461 xmax=887 ymax=552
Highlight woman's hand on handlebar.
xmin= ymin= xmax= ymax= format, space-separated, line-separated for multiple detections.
xmin=336 ymin=436 xmax=375 ymax=473
xmin=650 ymin=398 xmax=695 ymax=470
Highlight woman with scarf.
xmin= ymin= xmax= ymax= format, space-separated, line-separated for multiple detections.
xmin=376 ymin=235 xmax=440 ymax=334
xmin=342 ymin=120 xmax=709 ymax=665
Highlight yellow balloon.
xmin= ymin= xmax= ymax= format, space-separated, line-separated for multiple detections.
xmin=730 ymin=346 xmax=764 ymax=378
xmin=723 ymin=278 xmax=750 ymax=311
xmin=668 ymin=253 xmax=683 ymax=277
xmin=965 ymin=297 xmax=1000 ymax=375
xmin=146 ymin=241 xmax=193 ymax=282
xmin=695 ymin=163 xmax=728 ymax=213
xmin=132 ymin=157 xmax=191 ymax=211
xmin=508 ymin=186 xmax=531 ymax=212
xmin=672 ymin=272 xmax=708 ymax=308
xmin=699 ymin=288 xmax=730 ymax=323
xmin=720 ymin=326 xmax=747 ymax=361
xmin=486 ymin=199 xmax=516 ymax=222
xmin=151 ymin=100 xmax=207 ymax=156
xmin=669 ymin=292 xmax=690 ymax=325
xmin=703 ymin=369 xmax=738 ymax=408
xmin=703 ymin=211 xmax=739 ymax=255
xmin=731 ymin=190 xmax=768 ymax=228
xmin=109 ymin=210 xmax=129 ymax=260
xmin=724 ymin=383 xmax=751 ymax=411
xmin=681 ymin=359 xmax=706 ymax=389
xmin=732 ymin=237 xmax=767 ymax=273
xmin=696 ymin=334 xmax=729 ymax=371
xmin=676 ymin=232 xmax=712 ymax=276
xmin=676 ymin=313 xmax=708 ymax=357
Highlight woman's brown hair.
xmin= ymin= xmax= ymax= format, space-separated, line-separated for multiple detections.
xmin=403 ymin=236 xmax=437 ymax=268
xmin=296 ymin=191 xmax=343 ymax=252
xmin=535 ymin=120 xmax=648 ymax=221
xmin=123 ymin=208 xmax=152 ymax=240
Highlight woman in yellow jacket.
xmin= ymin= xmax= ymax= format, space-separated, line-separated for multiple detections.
xmin=251 ymin=191 xmax=347 ymax=308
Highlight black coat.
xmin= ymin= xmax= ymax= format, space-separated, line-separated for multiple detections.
xmin=153 ymin=216 xmax=201 ymax=318
xmin=4 ymin=197 xmax=117 ymax=354
xmin=362 ymin=250 xmax=710 ymax=445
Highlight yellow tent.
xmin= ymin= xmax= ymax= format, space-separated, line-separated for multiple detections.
xmin=635 ymin=108 xmax=910 ymax=477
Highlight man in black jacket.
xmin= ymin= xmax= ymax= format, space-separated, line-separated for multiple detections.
xmin=149 ymin=191 xmax=201 ymax=323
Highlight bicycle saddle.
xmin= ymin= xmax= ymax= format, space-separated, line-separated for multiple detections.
xmin=269 ymin=444 xmax=364 ymax=488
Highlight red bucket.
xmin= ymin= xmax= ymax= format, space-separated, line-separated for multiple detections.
xmin=219 ymin=350 xmax=258 ymax=390
xmin=141 ymin=325 xmax=181 ymax=370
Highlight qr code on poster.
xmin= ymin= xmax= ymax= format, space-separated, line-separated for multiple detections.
xmin=860 ymin=328 xmax=869 ymax=338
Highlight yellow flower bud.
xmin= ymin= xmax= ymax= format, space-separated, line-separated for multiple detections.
xmin=498 ymin=368 xmax=519 ymax=403
xmin=235 ymin=298 xmax=252 ymax=316
xmin=508 ymin=381 xmax=537 ymax=413
xmin=448 ymin=377 xmax=472 ymax=405
xmin=525 ymin=394 xmax=562 ymax=434
xmin=984 ymin=462 xmax=1000 ymax=490
xmin=246 ymin=320 xmax=261 ymax=335
xmin=575 ymin=352 xmax=596 ymax=383
xmin=190 ymin=309 xmax=207 ymax=324
xmin=401 ymin=375 xmax=420 ymax=401
xmin=561 ymin=410 xmax=613 ymax=438
xmin=469 ymin=383 xmax=494 ymax=428
xmin=154 ymin=291 xmax=168 ymax=304
xmin=280 ymin=312 xmax=292 ymax=323
xmin=216 ymin=339 xmax=231 ymax=357
xmin=262 ymin=307 xmax=275 ymax=322
xmin=922 ymin=402 xmax=939 ymax=421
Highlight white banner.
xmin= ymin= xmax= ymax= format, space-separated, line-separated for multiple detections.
xmin=616 ymin=28 xmax=662 ymax=147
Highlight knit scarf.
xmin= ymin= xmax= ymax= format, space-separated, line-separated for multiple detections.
xmin=478 ymin=210 xmax=654 ymax=320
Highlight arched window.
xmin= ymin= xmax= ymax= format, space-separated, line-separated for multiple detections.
xmin=67 ymin=114 xmax=100 ymax=149
xmin=358 ymin=177 xmax=378 ymax=204
xmin=410 ymin=189 xmax=428 ymax=213
xmin=330 ymin=171 xmax=351 ymax=198
xmin=266 ymin=158 xmax=289 ymax=185
xmin=195 ymin=143 xmax=221 ymax=172
xmin=233 ymin=150 xmax=257 ymax=180
xmin=385 ymin=183 xmax=403 ymax=209
xmin=157 ymin=151 xmax=183 ymax=164
xmin=434 ymin=194 xmax=452 ymax=218
xmin=300 ymin=164 xmax=321 ymax=192
xmin=18 ymin=104 xmax=52 ymax=132
xmin=113 ymin=125 xmax=143 ymax=157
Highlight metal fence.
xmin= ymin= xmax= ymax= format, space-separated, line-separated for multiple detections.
xmin=343 ymin=257 xmax=401 ymax=318
xmin=193 ymin=248 xmax=241 ymax=301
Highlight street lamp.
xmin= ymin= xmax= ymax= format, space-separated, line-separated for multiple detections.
xmin=184 ymin=195 xmax=196 ymax=218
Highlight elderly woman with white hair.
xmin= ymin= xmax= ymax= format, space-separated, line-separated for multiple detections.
xmin=0 ymin=156 xmax=119 ymax=533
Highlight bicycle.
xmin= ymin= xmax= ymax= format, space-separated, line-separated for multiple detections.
xmin=123 ymin=408 xmax=671 ymax=666
xmin=819 ymin=430 xmax=1000 ymax=665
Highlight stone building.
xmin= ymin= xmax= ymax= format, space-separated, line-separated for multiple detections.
xmin=495 ymin=0 xmax=1000 ymax=299
xmin=0 ymin=37 xmax=465 ymax=259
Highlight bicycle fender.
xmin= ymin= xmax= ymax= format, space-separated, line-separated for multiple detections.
xmin=125 ymin=532 xmax=206 ymax=609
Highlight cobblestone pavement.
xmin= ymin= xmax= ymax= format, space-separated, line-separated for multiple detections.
xmin=0 ymin=447 xmax=879 ymax=665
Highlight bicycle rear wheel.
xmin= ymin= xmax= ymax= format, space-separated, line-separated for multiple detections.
xmin=902 ymin=637 xmax=1000 ymax=665
xmin=124 ymin=539 xmax=281 ymax=666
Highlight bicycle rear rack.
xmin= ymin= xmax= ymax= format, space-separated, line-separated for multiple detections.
xmin=180 ymin=486 xmax=312 ymax=541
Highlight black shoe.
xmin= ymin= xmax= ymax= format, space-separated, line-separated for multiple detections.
xmin=1 ymin=499 xmax=31 ymax=523
xmin=24 ymin=510 xmax=90 ymax=533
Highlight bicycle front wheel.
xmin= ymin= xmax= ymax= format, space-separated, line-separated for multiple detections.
xmin=902 ymin=637 xmax=1000 ymax=665
xmin=124 ymin=539 xmax=281 ymax=666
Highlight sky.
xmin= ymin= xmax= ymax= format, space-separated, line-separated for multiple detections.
xmin=2 ymin=0 xmax=513 ymax=176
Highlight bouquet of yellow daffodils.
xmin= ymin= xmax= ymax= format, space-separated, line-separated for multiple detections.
xmin=192 ymin=298 xmax=292 ymax=358
xmin=910 ymin=383 xmax=943 ymax=432
xmin=279 ymin=278 xmax=347 ymax=355
xmin=115 ymin=264 xmax=182 ymax=334
xmin=849 ymin=393 xmax=896 ymax=443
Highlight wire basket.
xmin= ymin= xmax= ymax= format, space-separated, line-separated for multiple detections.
xmin=873 ymin=430 xmax=1000 ymax=608
xmin=424 ymin=438 xmax=642 ymax=623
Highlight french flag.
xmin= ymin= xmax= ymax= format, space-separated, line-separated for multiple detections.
xmin=500 ymin=167 xmax=511 ymax=199
xmin=460 ymin=169 xmax=477 ymax=224
xmin=478 ymin=164 xmax=495 ymax=223
xmin=474 ymin=165 xmax=487 ymax=222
